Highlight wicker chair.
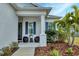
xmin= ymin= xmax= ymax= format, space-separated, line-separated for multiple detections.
xmin=23 ymin=36 xmax=28 ymax=43
xmin=34 ymin=36 xmax=40 ymax=43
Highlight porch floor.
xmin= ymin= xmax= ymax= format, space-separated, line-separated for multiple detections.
xmin=18 ymin=43 xmax=40 ymax=47
xmin=12 ymin=47 xmax=35 ymax=56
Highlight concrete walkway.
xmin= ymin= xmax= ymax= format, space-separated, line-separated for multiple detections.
xmin=12 ymin=47 xmax=35 ymax=56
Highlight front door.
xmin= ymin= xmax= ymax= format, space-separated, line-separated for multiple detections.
xmin=29 ymin=22 xmax=34 ymax=35
xmin=25 ymin=21 xmax=36 ymax=35
xmin=25 ymin=21 xmax=36 ymax=42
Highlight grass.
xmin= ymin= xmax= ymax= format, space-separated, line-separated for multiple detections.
xmin=74 ymin=37 xmax=79 ymax=45
xmin=65 ymin=37 xmax=79 ymax=46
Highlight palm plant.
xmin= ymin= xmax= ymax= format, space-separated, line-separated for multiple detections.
xmin=69 ymin=5 xmax=79 ymax=46
xmin=54 ymin=19 xmax=67 ymax=42
xmin=54 ymin=5 xmax=79 ymax=46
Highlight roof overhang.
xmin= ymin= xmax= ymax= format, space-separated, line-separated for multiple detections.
xmin=10 ymin=3 xmax=52 ymax=16
xmin=46 ymin=15 xmax=62 ymax=19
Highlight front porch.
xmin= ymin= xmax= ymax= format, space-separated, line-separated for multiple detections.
xmin=18 ymin=15 xmax=46 ymax=47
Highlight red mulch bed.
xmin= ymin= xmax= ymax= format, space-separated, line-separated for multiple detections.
xmin=34 ymin=42 xmax=79 ymax=56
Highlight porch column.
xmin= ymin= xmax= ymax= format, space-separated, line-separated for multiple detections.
xmin=40 ymin=15 xmax=46 ymax=47
xmin=41 ymin=15 xmax=45 ymax=34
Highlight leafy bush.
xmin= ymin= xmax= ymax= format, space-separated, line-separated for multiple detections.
xmin=1 ymin=42 xmax=18 ymax=56
xmin=66 ymin=47 xmax=73 ymax=56
xmin=57 ymin=29 xmax=67 ymax=42
xmin=10 ymin=42 xmax=19 ymax=51
xmin=50 ymin=49 xmax=60 ymax=56
xmin=0 ymin=49 xmax=4 ymax=56
xmin=2 ymin=46 xmax=12 ymax=56
xmin=45 ymin=30 xmax=58 ymax=43
xmin=45 ymin=29 xmax=67 ymax=43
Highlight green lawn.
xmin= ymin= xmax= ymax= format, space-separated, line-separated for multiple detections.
xmin=74 ymin=37 xmax=79 ymax=46
xmin=65 ymin=37 xmax=79 ymax=46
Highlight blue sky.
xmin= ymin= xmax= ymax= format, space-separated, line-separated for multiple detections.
xmin=39 ymin=3 xmax=79 ymax=17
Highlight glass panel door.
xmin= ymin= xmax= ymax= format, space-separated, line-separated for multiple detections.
xmin=28 ymin=22 xmax=34 ymax=35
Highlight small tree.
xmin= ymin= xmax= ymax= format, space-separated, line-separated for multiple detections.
xmin=54 ymin=5 xmax=79 ymax=46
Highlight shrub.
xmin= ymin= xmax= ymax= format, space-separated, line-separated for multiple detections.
xmin=66 ymin=47 xmax=73 ymax=56
xmin=45 ymin=29 xmax=67 ymax=43
xmin=57 ymin=29 xmax=67 ymax=42
xmin=0 ymin=49 xmax=4 ymax=56
xmin=1 ymin=42 xmax=18 ymax=56
xmin=50 ymin=49 xmax=60 ymax=56
xmin=45 ymin=30 xmax=58 ymax=43
xmin=2 ymin=46 xmax=12 ymax=56
xmin=9 ymin=42 xmax=19 ymax=51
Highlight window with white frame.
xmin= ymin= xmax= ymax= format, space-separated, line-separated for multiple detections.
xmin=45 ymin=22 xmax=55 ymax=31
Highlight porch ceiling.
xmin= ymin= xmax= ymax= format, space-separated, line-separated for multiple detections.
xmin=10 ymin=3 xmax=52 ymax=16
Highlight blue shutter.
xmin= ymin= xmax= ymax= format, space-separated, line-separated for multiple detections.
xmin=33 ymin=22 xmax=36 ymax=34
xmin=45 ymin=22 xmax=48 ymax=31
xmin=25 ymin=22 xmax=28 ymax=34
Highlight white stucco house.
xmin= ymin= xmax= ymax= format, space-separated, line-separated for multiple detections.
xmin=0 ymin=3 xmax=61 ymax=49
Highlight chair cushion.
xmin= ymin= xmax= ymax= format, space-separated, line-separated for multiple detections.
xmin=23 ymin=36 xmax=28 ymax=43
xmin=34 ymin=36 xmax=40 ymax=42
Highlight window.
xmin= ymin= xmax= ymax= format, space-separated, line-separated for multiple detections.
xmin=45 ymin=22 xmax=55 ymax=31
xmin=48 ymin=23 xmax=54 ymax=30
